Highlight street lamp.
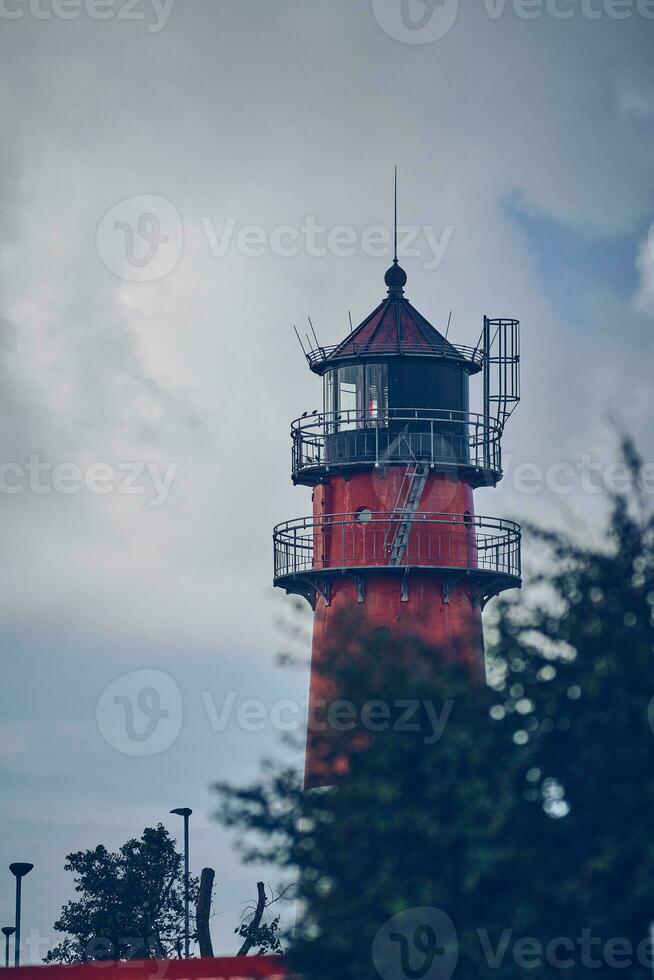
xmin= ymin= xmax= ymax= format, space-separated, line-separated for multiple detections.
xmin=9 ymin=863 xmax=34 ymax=967
xmin=2 ymin=928 xmax=15 ymax=969
xmin=170 ymin=808 xmax=192 ymax=959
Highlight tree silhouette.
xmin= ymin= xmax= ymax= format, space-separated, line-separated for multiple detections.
xmin=45 ymin=824 xmax=199 ymax=962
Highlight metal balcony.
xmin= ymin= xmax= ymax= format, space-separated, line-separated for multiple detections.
xmin=291 ymin=409 xmax=503 ymax=487
xmin=273 ymin=511 xmax=521 ymax=607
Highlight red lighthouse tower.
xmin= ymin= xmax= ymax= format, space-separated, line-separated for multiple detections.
xmin=274 ymin=249 xmax=521 ymax=789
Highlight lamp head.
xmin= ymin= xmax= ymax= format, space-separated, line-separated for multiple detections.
xmin=170 ymin=808 xmax=192 ymax=818
xmin=2 ymin=927 xmax=16 ymax=938
xmin=9 ymin=863 xmax=34 ymax=879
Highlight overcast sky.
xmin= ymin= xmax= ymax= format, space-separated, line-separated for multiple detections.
xmin=1 ymin=0 xmax=654 ymax=961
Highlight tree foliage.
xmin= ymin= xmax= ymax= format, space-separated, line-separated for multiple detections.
xmin=216 ymin=443 xmax=654 ymax=978
xmin=45 ymin=824 xmax=199 ymax=962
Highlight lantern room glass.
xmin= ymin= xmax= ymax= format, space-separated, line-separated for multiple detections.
xmin=365 ymin=363 xmax=388 ymax=420
xmin=323 ymin=364 xmax=388 ymax=430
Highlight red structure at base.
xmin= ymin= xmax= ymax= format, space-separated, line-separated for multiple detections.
xmin=274 ymin=258 xmax=521 ymax=788
xmin=4 ymin=958 xmax=287 ymax=980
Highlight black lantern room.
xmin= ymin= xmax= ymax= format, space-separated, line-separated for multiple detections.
xmin=292 ymin=262 xmax=512 ymax=488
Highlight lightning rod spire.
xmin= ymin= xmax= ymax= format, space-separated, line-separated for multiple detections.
xmin=385 ymin=165 xmax=407 ymax=296
xmin=394 ymin=164 xmax=398 ymax=264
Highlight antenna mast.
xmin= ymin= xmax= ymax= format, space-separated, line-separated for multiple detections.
xmin=293 ymin=325 xmax=308 ymax=359
xmin=308 ymin=316 xmax=320 ymax=351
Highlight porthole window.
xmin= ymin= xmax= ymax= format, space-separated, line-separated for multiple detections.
xmin=356 ymin=507 xmax=373 ymax=523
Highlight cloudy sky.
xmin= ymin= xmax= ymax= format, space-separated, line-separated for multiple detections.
xmin=1 ymin=0 xmax=654 ymax=960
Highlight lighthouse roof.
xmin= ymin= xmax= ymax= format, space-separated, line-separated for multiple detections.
xmin=306 ymin=263 xmax=483 ymax=374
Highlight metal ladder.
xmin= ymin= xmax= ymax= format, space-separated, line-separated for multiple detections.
xmin=384 ymin=462 xmax=430 ymax=566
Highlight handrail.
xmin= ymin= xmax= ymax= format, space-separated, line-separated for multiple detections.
xmin=305 ymin=341 xmax=483 ymax=370
xmin=290 ymin=408 xmax=503 ymax=480
xmin=275 ymin=511 xmax=519 ymax=535
xmin=273 ymin=511 xmax=521 ymax=582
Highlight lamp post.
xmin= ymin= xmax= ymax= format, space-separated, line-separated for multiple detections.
xmin=170 ymin=808 xmax=192 ymax=959
xmin=2 ymin=928 xmax=15 ymax=969
xmin=9 ymin=864 xmax=34 ymax=967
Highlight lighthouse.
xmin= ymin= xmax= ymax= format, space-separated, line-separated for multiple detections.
xmin=273 ymin=248 xmax=522 ymax=789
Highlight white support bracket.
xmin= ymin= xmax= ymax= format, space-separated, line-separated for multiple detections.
xmin=351 ymin=573 xmax=366 ymax=604
xmin=314 ymin=578 xmax=332 ymax=607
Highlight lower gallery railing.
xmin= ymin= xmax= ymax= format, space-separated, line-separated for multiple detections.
xmin=273 ymin=513 xmax=521 ymax=582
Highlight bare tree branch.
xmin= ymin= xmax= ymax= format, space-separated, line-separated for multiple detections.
xmin=237 ymin=882 xmax=266 ymax=957
xmin=196 ymin=868 xmax=215 ymax=958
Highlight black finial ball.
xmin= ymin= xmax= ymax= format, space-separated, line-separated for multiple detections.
xmin=385 ymin=259 xmax=407 ymax=293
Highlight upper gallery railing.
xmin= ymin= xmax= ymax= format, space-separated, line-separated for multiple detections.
xmin=291 ymin=409 xmax=502 ymax=482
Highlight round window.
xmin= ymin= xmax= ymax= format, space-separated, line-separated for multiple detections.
xmin=356 ymin=507 xmax=373 ymax=523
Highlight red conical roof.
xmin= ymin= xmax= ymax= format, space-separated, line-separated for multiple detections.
xmin=307 ymin=263 xmax=482 ymax=374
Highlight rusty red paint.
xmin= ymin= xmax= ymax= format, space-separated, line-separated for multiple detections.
xmin=304 ymin=467 xmax=485 ymax=789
